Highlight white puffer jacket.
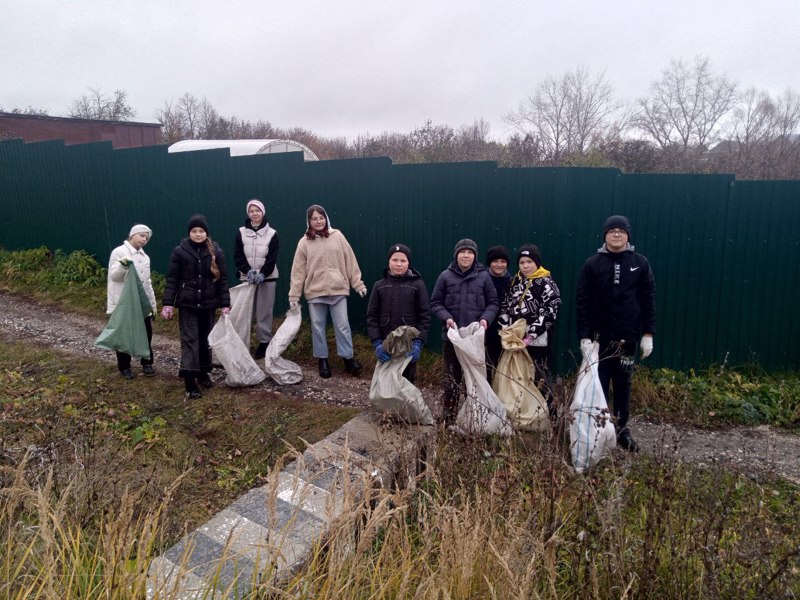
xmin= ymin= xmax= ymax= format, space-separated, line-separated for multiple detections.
xmin=107 ymin=241 xmax=157 ymax=315
xmin=239 ymin=225 xmax=278 ymax=280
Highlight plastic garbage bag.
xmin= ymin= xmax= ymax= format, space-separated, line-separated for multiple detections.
xmin=492 ymin=319 xmax=549 ymax=432
xmin=208 ymin=314 xmax=266 ymax=387
xmin=263 ymin=305 xmax=303 ymax=385
xmin=212 ymin=283 xmax=256 ymax=366
xmin=95 ymin=267 xmax=152 ymax=359
xmin=570 ymin=341 xmax=616 ymax=473
xmin=369 ymin=326 xmax=434 ymax=425
xmin=447 ymin=323 xmax=513 ymax=437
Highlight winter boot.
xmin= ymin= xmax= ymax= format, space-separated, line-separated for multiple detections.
xmin=254 ymin=342 xmax=269 ymax=360
xmin=617 ymin=429 xmax=640 ymax=453
xmin=343 ymin=357 xmax=362 ymax=376
xmin=318 ymin=358 xmax=332 ymax=378
xmin=184 ymin=376 xmax=202 ymax=399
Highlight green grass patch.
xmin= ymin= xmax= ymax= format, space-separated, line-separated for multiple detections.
xmin=0 ymin=339 xmax=357 ymax=544
xmin=634 ymin=365 xmax=800 ymax=428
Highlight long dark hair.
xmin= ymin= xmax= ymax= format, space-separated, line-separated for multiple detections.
xmin=304 ymin=204 xmax=330 ymax=240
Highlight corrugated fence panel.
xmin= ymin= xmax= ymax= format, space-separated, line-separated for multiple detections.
xmin=1 ymin=139 xmax=798 ymax=372
xmin=720 ymin=180 xmax=800 ymax=369
xmin=616 ymin=174 xmax=733 ymax=371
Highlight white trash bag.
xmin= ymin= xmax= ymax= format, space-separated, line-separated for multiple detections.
xmin=492 ymin=319 xmax=549 ymax=432
xmin=447 ymin=323 xmax=513 ymax=437
xmin=212 ymin=283 xmax=256 ymax=366
xmin=569 ymin=341 xmax=616 ymax=473
xmin=208 ymin=314 xmax=266 ymax=387
xmin=369 ymin=326 xmax=434 ymax=425
xmin=263 ymin=305 xmax=303 ymax=385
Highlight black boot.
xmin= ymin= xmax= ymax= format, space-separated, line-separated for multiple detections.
xmin=184 ymin=376 xmax=202 ymax=399
xmin=318 ymin=358 xmax=332 ymax=378
xmin=343 ymin=357 xmax=362 ymax=376
xmin=254 ymin=342 xmax=269 ymax=360
xmin=617 ymin=429 xmax=640 ymax=453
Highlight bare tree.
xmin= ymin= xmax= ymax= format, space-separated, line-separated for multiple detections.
xmin=712 ymin=88 xmax=800 ymax=178
xmin=634 ymin=57 xmax=738 ymax=153
xmin=69 ymin=88 xmax=135 ymax=121
xmin=505 ymin=66 xmax=619 ymax=162
xmin=176 ymin=93 xmax=201 ymax=138
xmin=155 ymin=100 xmax=185 ymax=144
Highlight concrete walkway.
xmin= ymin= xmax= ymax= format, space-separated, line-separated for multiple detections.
xmin=147 ymin=413 xmax=431 ymax=599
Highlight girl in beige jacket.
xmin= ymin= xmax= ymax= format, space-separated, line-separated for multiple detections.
xmin=289 ymin=204 xmax=367 ymax=378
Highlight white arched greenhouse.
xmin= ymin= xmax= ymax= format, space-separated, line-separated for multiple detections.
xmin=167 ymin=139 xmax=319 ymax=161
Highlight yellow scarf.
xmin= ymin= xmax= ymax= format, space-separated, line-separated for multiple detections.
xmin=516 ymin=266 xmax=551 ymax=308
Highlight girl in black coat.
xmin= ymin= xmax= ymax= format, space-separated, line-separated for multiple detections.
xmin=366 ymin=244 xmax=430 ymax=384
xmin=162 ymin=214 xmax=231 ymax=398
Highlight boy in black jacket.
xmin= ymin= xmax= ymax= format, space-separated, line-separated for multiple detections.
xmin=366 ymin=244 xmax=431 ymax=384
xmin=576 ymin=215 xmax=656 ymax=452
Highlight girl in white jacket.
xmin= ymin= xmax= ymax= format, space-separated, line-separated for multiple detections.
xmin=106 ymin=224 xmax=157 ymax=379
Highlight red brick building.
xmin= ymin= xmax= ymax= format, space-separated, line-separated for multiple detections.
xmin=0 ymin=112 xmax=162 ymax=148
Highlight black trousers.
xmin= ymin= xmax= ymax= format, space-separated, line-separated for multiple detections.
xmin=178 ymin=307 xmax=215 ymax=377
xmin=526 ymin=345 xmax=553 ymax=406
xmin=441 ymin=340 xmax=463 ymax=423
xmin=116 ymin=316 xmax=154 ymax=371
xmin=597 ymin=340 xmax=636 ymax=431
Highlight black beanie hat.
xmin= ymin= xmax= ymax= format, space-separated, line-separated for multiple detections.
xmin=453 ymin=238 xmax=478 ymax=257
xmin=486 ymin=245 xmax=510 ymax=265
xmin=602 ymin=215 xmax=631 ymax=237
xmin=387 ymin=243 xmax=411 ymax=262
xmin=187 ymin=214 xmax=210 ymax=234
xmin=517 ymin=244 xmax=542 ymax=267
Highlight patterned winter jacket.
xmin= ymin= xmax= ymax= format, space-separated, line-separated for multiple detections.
xmin=498 ymin=267 xmax=561 ymax=346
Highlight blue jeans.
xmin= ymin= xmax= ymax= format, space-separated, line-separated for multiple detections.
xmin=307 ymin=298 xmax=354 ymax=359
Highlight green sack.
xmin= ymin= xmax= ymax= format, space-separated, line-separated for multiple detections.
xmin=95 ymin=267 xmax=152 ymax=359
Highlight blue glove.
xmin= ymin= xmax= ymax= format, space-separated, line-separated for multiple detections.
xmin=246 ymin=269 xmax=258 ymax=284
xmin=372 ymin=340 xmax=391 ymax=363
xmin=407 ymin=340 xmax=423 ymax=363
xmin=254 ymin=272 xmax=265 ymax=285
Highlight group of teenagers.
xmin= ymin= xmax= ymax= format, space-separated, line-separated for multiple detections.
xmin=107 ymin=201 xmax=655 ymax=452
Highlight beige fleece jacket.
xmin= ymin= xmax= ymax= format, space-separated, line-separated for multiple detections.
xmin=289 ymin=229 xmax=366 ymax=301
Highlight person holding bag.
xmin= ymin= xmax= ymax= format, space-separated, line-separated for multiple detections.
xmin=161 ymin=214 xmax=230 ymax=399
xmin=366 ymin=243 xmax=431 ymax=384
xmin=106 ymin=224 xmax=158 ymax=379
xmin=233 ymin=198 xmax=279 ymax=359
xmin=497 ymin=244 xmax=561 ymax=404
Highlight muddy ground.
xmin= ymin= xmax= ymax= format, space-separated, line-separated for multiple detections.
xmin=1 ymin=290 xmax=798 ymax=485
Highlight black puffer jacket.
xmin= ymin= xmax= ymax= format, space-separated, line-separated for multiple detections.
xmin=576 ymin=245 xmax=655 ymax=343
xmin=366 ymin=268 xmax=431 ymax=343
xmin=430 ymin=261 xmax=499 ymax=340
xmin=163 ymin=239 xmax=231 ymax=309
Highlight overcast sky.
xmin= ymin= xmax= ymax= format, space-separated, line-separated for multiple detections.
xmin=3 ymin=0 xmax=798 ymax=141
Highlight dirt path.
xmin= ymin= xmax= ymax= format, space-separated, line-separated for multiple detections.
xmin=1 ymin=290 xmax=798 ymax=485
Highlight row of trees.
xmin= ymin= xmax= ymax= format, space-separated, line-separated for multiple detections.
xmin=151 ymin=57 xmax=799 ymax=179
xmin=4 ymin=57 xmax=799 ymax=179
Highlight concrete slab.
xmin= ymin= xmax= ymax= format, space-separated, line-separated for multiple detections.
xmin=147 ymin=411 xmax=424 ymax=599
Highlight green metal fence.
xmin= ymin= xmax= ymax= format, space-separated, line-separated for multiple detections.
xmin=1 ymin=138 xmax=798 ymax=372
